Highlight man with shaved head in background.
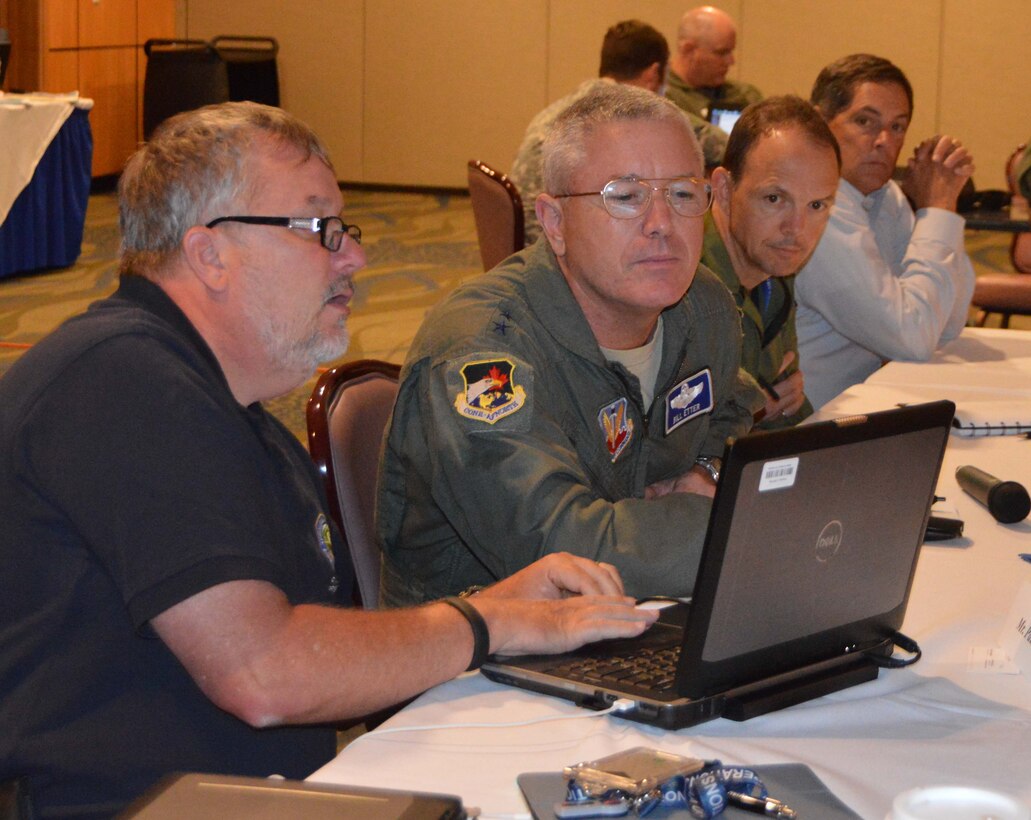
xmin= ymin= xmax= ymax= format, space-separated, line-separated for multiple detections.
xmin=665 ymin=5 xmax=762 ymax=120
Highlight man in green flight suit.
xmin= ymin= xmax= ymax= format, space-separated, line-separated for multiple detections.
xmin=665 ymin=6 xmax=761 ymax=120
xmin=379 ymin=84 xmax=763 ymax=607
xmin=701 ymin=96 xmax=841 ymax=428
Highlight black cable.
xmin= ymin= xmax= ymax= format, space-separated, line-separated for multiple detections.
xmin=870 ymin=631 xmax=922 ymax=668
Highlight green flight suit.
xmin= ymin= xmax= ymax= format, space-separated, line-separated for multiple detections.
xmin=701 ymin=215 xmax=813 ymax=429
xmin=665 ymin=70 xmax=762 ymax=120
xmin=378 ymin=239 xmax=762 ymax=606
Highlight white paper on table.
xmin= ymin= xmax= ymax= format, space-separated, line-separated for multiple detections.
xmin=998 ymin=579 xmax=1031 ymax=680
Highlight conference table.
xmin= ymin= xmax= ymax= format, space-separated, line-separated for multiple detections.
xmin=311 ymin=327 xmax=1031 ymax=819
xmin=963 ymin=207 xmax=1030 ymax=234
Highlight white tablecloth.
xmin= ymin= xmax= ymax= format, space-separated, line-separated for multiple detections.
xmin=0 ymin=92 xmax=92 ymax=224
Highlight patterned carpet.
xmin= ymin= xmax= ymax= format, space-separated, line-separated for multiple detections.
xmin=0 ymin=189 xmax=483 ymax=443
xmin=0 ymin=190 xmax=1025 ymax=445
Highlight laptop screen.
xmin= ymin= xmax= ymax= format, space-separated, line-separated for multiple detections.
xmin=708 ymin=106 xmax=743 ymax=135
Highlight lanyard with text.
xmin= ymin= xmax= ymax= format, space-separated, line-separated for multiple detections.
xmin=560 ymin=760 xmax=794 ymax=818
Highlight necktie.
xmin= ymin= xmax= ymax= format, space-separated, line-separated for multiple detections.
xmin=753 ymin=278 xmax=773 ymax=322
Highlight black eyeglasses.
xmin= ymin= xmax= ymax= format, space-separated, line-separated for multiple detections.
xmin=205 ymin=215 xmax=362 ymax=251
xmin=554 ymin=176 xmax=712 ymax=219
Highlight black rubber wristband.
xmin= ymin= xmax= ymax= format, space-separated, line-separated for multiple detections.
xmin=442 ymin=596 xmax=490 ymax=671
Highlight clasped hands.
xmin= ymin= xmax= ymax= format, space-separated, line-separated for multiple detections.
xmin=901 ymin=134 xmax=975 ymax=212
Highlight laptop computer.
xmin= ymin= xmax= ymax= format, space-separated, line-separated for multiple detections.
xmin=118 ymin=773 xmax=468 ymax=819
xmin=482 ymin=400 xmax=954 ymax=729
xmin=707 ymin=103 xmax=745 ymax=135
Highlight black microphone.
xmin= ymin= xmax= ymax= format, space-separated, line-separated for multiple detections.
xmin=955 ymin=465 xmax=1031 ymax=524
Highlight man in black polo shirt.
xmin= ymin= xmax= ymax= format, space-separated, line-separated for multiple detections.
xmin=0 ymin=102 xmax=656 ymax=817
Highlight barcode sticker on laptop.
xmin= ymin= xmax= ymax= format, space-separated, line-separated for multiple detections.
xmin=759 ymin=457 xmax=798 ymax=491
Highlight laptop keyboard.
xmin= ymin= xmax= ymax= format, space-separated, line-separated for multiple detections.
xmin=543 ymin=644 xmax=682 ymax=693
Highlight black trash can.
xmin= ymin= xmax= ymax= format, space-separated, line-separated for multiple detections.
xmin=0 ymin=28 xmax=12 ymax=90
xmin=142 ymin=36 xmax=281 ymax=140
xmin=143 ymin=39 xmax=230 ymax=139
xmin=212 ymin=36 xmax=280 ymax=108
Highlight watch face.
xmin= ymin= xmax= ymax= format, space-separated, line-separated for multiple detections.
xmin=697 ymin=458 xmax=720 ymax=482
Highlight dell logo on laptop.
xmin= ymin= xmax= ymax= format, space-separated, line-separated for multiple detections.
xmin=815 ymin=521 xmax=843 ymax=561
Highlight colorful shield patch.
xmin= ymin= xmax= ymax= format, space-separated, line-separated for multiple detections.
xmin=665 ymin=368 xmax=714 ymax=434
xmin=454 ymin=358 xmax=526 ymax=424
xmin=598 ymin=397 xmax=634 ymax=462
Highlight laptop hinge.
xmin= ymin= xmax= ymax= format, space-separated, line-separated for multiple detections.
xmin=721 ymin=656 xmax=879 ymax=721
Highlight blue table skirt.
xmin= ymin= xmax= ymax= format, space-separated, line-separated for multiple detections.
xmin=0 ymin=107 xmax=93 ymax=279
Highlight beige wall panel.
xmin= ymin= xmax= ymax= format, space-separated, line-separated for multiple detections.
xmin=179 ymin=0 xmax=1025 ymax=191
xmin=5 ymin=3 xmax=40 ymax=92
xmin=138 ymin=0 xmax=178 ymax=44
xmin=137 ymin=3 xmax=178 ymax=144
xmin=136 ymin=44 xmax=147 ymax=144
xmin=78 ymin=47 xmax=138 ymax=175
xmin=545 ymin=1 xmax=744 ymax=102
xmin=940 ymin=0 xmax=1030 ymax=190
xmin=46 ymin=0 xmax=79 ymax=50
xmin=42 ymin=48 xmax=77 ymax=93
xmin=364 ymin=0 xmax=548 ymax=187
xmin=185 ymin=0 xmax=364 ymax=183
xmin=79 ymin=0 xmax=136 ymax=47
xmin=741 ymin=0 xmax=942 ymax=158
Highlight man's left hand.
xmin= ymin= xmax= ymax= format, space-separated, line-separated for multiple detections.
xmin=644 ymin=467 xmax=716 ymax=499
xmin=902 ymin=135 xmax=975 ymax=212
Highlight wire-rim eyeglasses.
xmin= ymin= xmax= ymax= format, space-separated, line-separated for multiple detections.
xmin=552 ymin=176 xmax=713 ymax=219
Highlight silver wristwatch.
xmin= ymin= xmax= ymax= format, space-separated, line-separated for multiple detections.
xmin=694 ymin=456 xmax=722 ymax=484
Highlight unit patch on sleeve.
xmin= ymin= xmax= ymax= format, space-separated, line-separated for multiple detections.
xmin=314 ymin=513 xmax=339 ymax=595
xmin=665 ymin=368 xmax=714 ymax=435
xmin=453 ymin=358 xmax=526 ymax=424
xmin=598 ymin=397 xmax=635 ymax=463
